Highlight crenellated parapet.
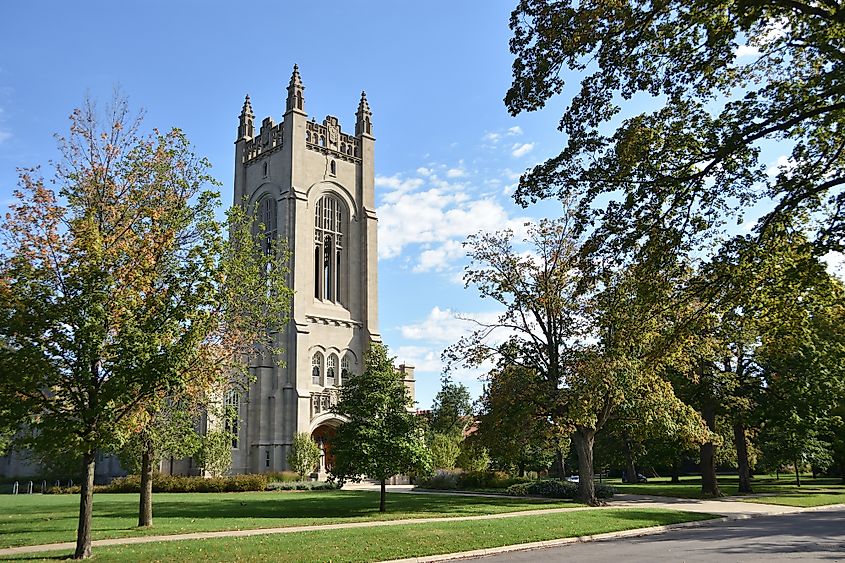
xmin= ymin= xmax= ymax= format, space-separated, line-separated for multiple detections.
xmin=243 ymin=116 xmax=285 ymax=164
xmin=305 ymin=116 xmax=361 ymax=163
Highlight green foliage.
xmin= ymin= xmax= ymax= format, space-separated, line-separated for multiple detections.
xmin=331 ymin=343 xmax=432 ymax=489
xmin=506 ymin=479 xmax=616 ymax=499
xmin=98 ymin=473 xmax=270 ymax=494
xmin=0 ymin=96 xmax=292 ymax=556
xmin=430 ymin=376 xmax=472 ymax=438
xmin=116 ymin=405 xmax=202 ymax=475
xmin=266 ymin=481 xmax=340 ymax=491
xmin=195 ymin=431 xmax=233 ymax=477
xmin=428 ymin=433 xmax=462 ymax=470
xmin=416 ymin=470 xmax=529 ymax=491
xmin=287 ymin=432 xmax=321 ymax=480
xmin=506 ymin=0 xmax=845 ymax=255
xmin=455 ymin=440 xmax=491 ymax=472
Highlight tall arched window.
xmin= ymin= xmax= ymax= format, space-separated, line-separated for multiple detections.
xmin=224 ymin=390 xmax=240 ymax=449
xmin=327 ymin=354 xmax=338 ymax=386
xmin=258 ymin=196 xmax=277 ymax=256
xmin=314 ymin=195 xmax=345 ymax=304
xmin=340 ymin=354 xmax=350 ymax=385
xmin=312 ymin=352 xmax=323 ymax=386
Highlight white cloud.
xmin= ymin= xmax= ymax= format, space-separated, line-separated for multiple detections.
xmin=394 ymin=345 xmax=443 ymax=373
xmin=0 ymin=130 xmax=10 ymax=144
xmin=446 ymin=167 xmax=466 ymax=178
xmin=735 ymin=44 xmax=760 ymax=58
xmin=482 ymin=132 xmax=501 ymax=143
xmin=414 ymin=240 xmax=465 ymax=272
xmin=511 ymin=142 xmax=534 ymax=158
xmin=376 ymin=174 xmax=424 ymax=192
xmin=416 ymin=167 xmax=433 ymax=176
xmin=401 ymin=306 xmax=502 ymax=344
xmin=507 ymin=126 xmax=523 ymax=136
xmin=766 ymin=154 xmax=795 ymax=177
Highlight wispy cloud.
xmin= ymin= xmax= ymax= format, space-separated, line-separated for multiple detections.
xmin=511 ymin=142 xmax=534 ymax=158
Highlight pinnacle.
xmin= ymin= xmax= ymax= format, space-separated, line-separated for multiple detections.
xmin=289 ymin=64 xmax=303 ymax=88
xmin=241 ymin=94 xmax=254 ymax=117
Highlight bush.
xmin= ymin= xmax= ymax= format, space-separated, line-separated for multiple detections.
xmin=457 ymin=470 xmax=529 ymax=490
xmin=506 ymin=479 xmax=617 ymax=499
xmin=97 ymin=473 xmax=269 ymax=493
xmin=264 ymin=471 xmax=301 ymax=483
xmin=416 ymin=470 xmax=460 ymax=490
xmin=266 ymin=480 xmax=340 ymax=491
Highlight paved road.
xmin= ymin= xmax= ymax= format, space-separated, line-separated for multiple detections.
xmin=471 ymin=506 xmax=845 ymax=562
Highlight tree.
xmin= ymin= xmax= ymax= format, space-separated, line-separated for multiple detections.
xmin=474 ymin=363 xmax=561 ymax=476
xmin=428 ymin=433 xmax=462 ymax=470
xmin=116 ymin=396 xmax=202 ymax=526
xmin=331 ymin=343 xmax=431 ymax=512
xmin=506 ymin=0 xmax=845 ymax=258
xmin=195 ymin=430 xmax=235 ymax=477
xmin=288 ymin=432 xmax=321 ymax=480
xmin=445 ymin=216 xmax=706 ymax=505
xmin=0 ymin=98 xmax=290 ymax=558
xmin=430 ymin=375 xmax=472 ymax=438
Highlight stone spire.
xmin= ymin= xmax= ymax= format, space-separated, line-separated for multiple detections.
xmin=286 ymin=64 xmax=305 ymax=113
xmin=355 ymin=91 xmax=372 ymax=136
xmin=238 ymin=94 xmax=254 ymax=139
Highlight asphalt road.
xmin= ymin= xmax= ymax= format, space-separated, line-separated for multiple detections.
xmin=471 ymin=506 xmax=845 ymax=562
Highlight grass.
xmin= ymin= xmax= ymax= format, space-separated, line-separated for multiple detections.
xmin=608 ymin=474 xmax=845 ymax=501
xmin=0 ymin=490 xmax=579 ymax=549
xmin=739 ymin=491 xmax=845 ymax=507
xmin=3 ymin=508 xmax=717 ymax=562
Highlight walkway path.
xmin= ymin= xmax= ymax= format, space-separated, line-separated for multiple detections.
xmin=1 ymin=488 xmax=839 ymax=558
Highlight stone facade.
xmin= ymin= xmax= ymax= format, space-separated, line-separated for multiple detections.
xmin=229 ymin=66 xmax=414 ymax=475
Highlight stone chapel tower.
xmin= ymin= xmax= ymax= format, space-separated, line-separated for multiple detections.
xmin=228 ymin=66 xmax=410 ymax=475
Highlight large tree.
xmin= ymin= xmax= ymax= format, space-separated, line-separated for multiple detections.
xmin=331 ymin=343 xmax=431 ymax=512
xmin=0 ymin=98 xmax=290 ymax=558
xmin=506 ymin=0 xmax=845 ymax=257
xmin=446 ymin=216 xmax=705 ymax=504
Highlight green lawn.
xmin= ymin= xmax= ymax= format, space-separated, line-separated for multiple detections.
xmin=0 ymin=490 xmax=579 ymax=549
xmin=4 ymin=508 xmax=716 ymax=562
xmin=608 ymin=474 xmax=845 ymax=501
xmin=739 ymin=491 xmax=845 ymax=507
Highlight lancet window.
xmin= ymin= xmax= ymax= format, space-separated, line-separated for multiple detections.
xmin=314 ymin=195 xmax=345 ymax=304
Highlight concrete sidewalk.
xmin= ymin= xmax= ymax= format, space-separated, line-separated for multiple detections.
xmin=1 ymin=490 xmax=837 ymax=559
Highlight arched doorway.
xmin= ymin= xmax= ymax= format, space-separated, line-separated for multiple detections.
xmin=311 ymin=424 xmax=337 ymax=474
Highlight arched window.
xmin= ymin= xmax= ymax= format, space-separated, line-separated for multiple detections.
xmin=327 ymin=354 xmax=338 ymax=386
xmin=314 ymin=195 xmax=345 ymax=304
xmin=312 ymin=352 xmax=323 ymax=385
xmin=340 ymin=354 xmax=350 ymax=384
xmin=224 ymin=390 xmax=240 ymax=449
xmin=257 ymin=196 xmax=277 ymax=256
xmin=262 ymin=161 xmax=269 ymax=177
xmin=330 ymin=160 xmax=336 ymax=175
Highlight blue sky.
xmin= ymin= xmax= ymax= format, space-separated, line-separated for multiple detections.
xmin=0 ymin=1 xmax=565 ymax=408
xmin=1 ymin=2 xmax=839 ymax=409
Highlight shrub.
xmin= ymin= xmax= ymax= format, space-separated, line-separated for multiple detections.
xmin=264 ymin=471 xmax=301 ymax=483
xmin=506 ymin=479 xmax=616 ymax=499
xmin=416 ymin=470 xmax=460 ymax=490
xmin=97 ymin=473 xmax=269 ymax=493
xmin=506 ymin=479 xmax=577 ymax=498
xmin=287 ymin=433 xmax=321 ymax=479
xmin=265 ymin=480 xmax=339 ymax=491
xmin=457 ymin=470 xmax=529 ymax=490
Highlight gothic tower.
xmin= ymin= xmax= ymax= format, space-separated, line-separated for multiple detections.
xmin=230 ymin=66 xmax=406 ymax=474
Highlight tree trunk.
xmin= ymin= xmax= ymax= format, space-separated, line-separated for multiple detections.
xmin=379 ymin=478 xmax=386 ymax=512
xmin=518 ymin=461 xmax=525 ymax=478
xmin=573 ymin=427 xmax=598 ymax=506
xmin=74 ymin=451 xmax=96 ymax=559
xmin=138 ymin=446 xmax=154 ymax=527
xmin=795 ymin=460 xmax=801 ymax=487
xmin=733 ymin=421 xmax=753 ymax=494
xmin=551 ymin=449 xmax=564 ymax=478
xmin=700 ymin=403 xmax=721 ymax=497
xmin=622 ymin=433 xmax=637 ymax=483
xmin=670 ymin=459 xmax=680 ymax=484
